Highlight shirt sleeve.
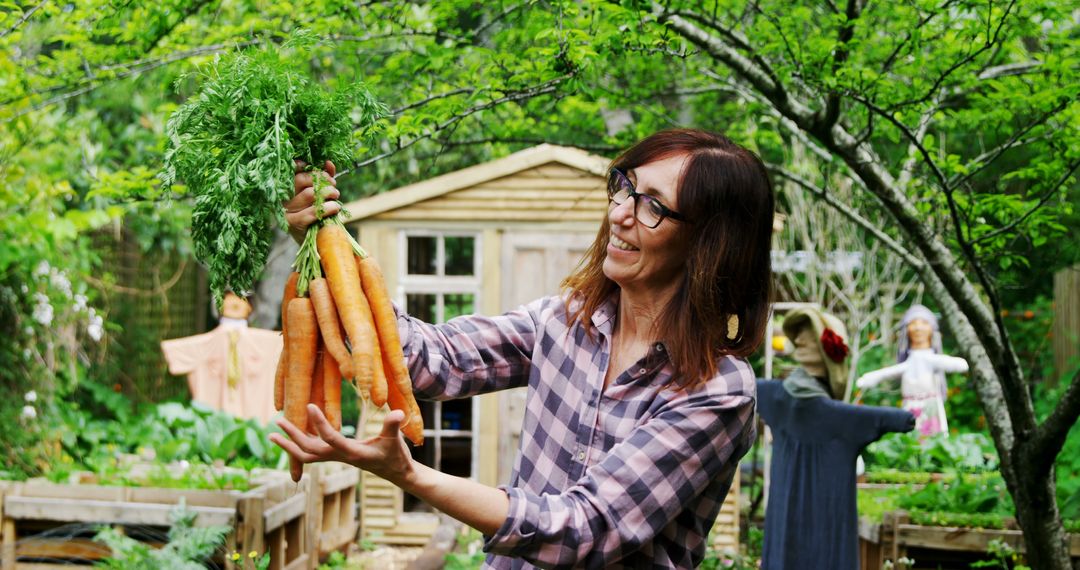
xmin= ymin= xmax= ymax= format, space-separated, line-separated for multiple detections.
xmin=160 ymin=332 xmax=212 ymax=376
xmin=482 ymin=390 xmax=756 ymax=568
xmin=857 ymin=362 xmax=907 ymax=389
xmin=840 ymin=402 xmax=916 ymax=448
xmin=394 ymin=297 xmax=545 ymax=400
xmin=928 ymin=353 xmax=970 ymax=374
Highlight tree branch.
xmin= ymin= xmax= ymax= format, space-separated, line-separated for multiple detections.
xmin=971 ymin=158 xmax=1080 ymax=246
xmin=768 ymin=165 xmax=924 ymax=269
xmin=0 ymin=0 xmax=47 ymax=39
xmin=340 ymin=75 xmax=569 ymax=175
xmin=823 ymin=0 xmax=862 ymax=130
xmin=1029 ymin=368 xmax=1080 ymax=479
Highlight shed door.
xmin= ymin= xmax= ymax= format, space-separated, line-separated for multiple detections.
xmin=498 ymin=231 xmax=594 ymax=484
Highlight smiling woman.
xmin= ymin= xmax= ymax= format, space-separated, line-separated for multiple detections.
xmin=275 ymin=128 xmax=775 ymax=569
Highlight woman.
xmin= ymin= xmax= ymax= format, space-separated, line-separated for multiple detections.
xmin=273 ymin=129 xmax=774 ymax=568
xmin=856 ymin=304 xmax=969 ymax=437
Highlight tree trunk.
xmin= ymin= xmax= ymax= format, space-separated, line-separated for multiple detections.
xmin=1009 ymin=451 xmax=1074 ymax=570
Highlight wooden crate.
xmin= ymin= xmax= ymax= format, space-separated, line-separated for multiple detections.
xmin=310 ymin=463 xmax=359 ymax=557
xmin=858 ymin=510 xmax=1080 ymax=569
xmin=0 ymin=471 xmax=315 ymax=570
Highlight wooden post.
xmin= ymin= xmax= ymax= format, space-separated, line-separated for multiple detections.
xmin=239 ymin=490 xmax=266 ymax=567
xmin=1054 ymin=265 xmax=1080 ymax=383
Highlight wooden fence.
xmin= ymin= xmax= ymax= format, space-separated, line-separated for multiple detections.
xmin=1055 ymin=264 xmax=1080 ymax=382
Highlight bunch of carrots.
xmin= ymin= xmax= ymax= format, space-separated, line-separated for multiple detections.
xmin=274 ymin=179 xmax=423 ymax=481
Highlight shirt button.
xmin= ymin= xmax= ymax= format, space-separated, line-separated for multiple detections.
xmin=578 ymin=451 xmax=586 ymax=461
xmin=639 ymin=368 xmax=647 ymax=374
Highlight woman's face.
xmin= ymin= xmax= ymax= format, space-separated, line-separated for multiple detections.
xmin=602 ymin=153 xmax=692 ymax=295
xmin=907 ymin=318 xmax=933 ymax=349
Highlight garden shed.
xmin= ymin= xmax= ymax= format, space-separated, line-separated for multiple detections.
xmin=342 ymin=143 xmax=609 ymax=543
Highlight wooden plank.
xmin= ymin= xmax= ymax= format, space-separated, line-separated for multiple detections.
xmin=3 ymin=497 xmax=235 ymax=527
xmin=128 ymin=487 xmax=242 ymax=508
xmin=377 ymin=209 xmax=603 ymax=222
xmin=896 ymin=524 xmax=1080 ymax=556
xmin=283 ymin=554 xmax=310 ymax=570
xmin=15 ymin=536 xmax=115 ymax=559
xmin=263 ymin=493 xmax=306 ymax=532
xmin=320 ymin=469 xmax=359 ymax=495
xmin=471 ymin=177 xmax=604 ymax=190
xmin=405 ymin=197 xmax=607 ymax=212
xmin=15 ymin=482 xmax=126 ymax=502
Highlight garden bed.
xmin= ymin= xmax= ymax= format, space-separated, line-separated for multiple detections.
xmin=858 ymin=510 xmax=1080 ymax=570
xmin=0 ymin=462 xmax=358 ymax=569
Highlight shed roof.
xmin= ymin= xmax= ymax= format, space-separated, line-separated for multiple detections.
xmin=342 ymin=144 xmax=609 ymax=223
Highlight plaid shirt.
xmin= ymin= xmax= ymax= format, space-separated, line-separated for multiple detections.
xmin=398 ymin=295 xmax=757 ymax=569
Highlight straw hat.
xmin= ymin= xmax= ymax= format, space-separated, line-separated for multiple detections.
xmin=782 ymin=307 xmax=851 ymax=400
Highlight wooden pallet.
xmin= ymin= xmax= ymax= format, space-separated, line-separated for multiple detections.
xmin=0 ymin=471 xmax=314 ymax=570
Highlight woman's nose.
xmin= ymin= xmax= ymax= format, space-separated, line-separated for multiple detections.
xmin=609 ymin=198 xmax=636 ymax=226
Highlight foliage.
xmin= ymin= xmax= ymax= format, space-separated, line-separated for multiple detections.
xmin=9 ymin=381 xmax=286 ymax=482
xmin=863 ymin=432 xmax=998 ymax=474
xmin=160 ymin=36 xmax=385 ymax=307
xmin=970 ymin=539 xmax=1031 ymax=570
xmin=95 ymin=501 xmax=232 ymax=569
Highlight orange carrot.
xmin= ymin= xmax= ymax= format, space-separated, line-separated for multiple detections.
xmin=358 ymin=255 xmax=424 ymax=444
xmin=275 ymin=272 xmax=300 ymax=411
xmin=308 ymin=277 xmax=356 ymax=380
xmin=309 ymin=344 xmax=326 ymax=435
xmin=285 ymin=297 xmax=319 ymax=481
xmin=324 ymin=349 xmax=342 ymax=431
xmin=317 ymin=225 xmax=375 ymax=400
xmin=384 ymin=352 xmax=424 ymax=446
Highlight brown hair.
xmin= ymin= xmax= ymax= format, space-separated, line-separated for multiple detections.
xmin=562 ymin=128 xmax=774 ymax=387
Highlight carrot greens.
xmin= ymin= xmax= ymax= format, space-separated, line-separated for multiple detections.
xmin=160 ymin=40 xmax=385 ymax=307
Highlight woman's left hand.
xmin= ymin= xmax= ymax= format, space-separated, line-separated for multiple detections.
xmin=270 ymin=405 xmax=416 ymax=485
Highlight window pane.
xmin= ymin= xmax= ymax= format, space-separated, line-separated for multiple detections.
xmin=441 ymin=437 xmax=472 ymax=478
xmin=443 ymin=293 xmax=474 ymax=321
xmin=407 ymin=293 xmax=437 ymax=323
xmin=407 ymin=236 xmax=437 ymax=275
xmin=444 ymin=236 xmax=475 ymax=276
xmin=441 ymin=399 xmax=472 ymax=431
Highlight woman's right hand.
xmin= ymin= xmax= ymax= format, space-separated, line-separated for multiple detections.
xmin=285 ymin=160 xmax=341 ymax=244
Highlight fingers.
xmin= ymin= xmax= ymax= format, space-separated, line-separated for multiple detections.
xmin=380 ymin=409 xmax=406 ymax=440
xmin=324 ymin=160 xmax=336 ymax=178
xmin=293 ymin=169 xmax=337 ymax=194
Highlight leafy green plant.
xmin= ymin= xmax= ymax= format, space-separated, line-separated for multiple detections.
xmin=95 ymin=500 xmax=232 ymax=569
xmin=970 ymin=539 xmax=1031 ymax=570
xmin=864 ymin=432 xmax=998 ymax=474
xmin=159 ymin=34 xmax=385 ymax=307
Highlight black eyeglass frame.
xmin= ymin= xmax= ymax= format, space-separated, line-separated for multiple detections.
xmin=607 ymin=167 xmax=689 ymax=228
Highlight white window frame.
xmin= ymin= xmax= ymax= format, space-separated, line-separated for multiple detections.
xmin=396 ymin=229 xmax=482 ymax=481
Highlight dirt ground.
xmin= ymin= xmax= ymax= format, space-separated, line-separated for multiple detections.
xmin=346 ymin=544 xmax=425 ymax=569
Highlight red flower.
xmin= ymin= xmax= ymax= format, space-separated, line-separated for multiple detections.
xmin=820 ymin=328 xmax=848 ymax=363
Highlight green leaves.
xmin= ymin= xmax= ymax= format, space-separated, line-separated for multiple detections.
xmin=161 ymin=43 xmax=385 ymax=307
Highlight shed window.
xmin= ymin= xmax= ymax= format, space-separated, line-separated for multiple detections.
xmin=399 ymin=230 xmax=481 ymax=512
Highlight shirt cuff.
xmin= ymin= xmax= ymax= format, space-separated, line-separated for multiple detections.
xmin=483 ymin=486 xmax=539 ymax=555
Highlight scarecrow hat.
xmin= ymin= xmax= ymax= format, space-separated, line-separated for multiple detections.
xmin=782 ymin=307 xmax=851 ymax=401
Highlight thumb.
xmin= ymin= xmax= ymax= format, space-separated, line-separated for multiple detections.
xmin=380 ymin=409 xmax=406 ymax=439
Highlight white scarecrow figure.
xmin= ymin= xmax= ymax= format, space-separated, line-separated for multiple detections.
xmin=855 ymin=304 xmax=969 ymax=437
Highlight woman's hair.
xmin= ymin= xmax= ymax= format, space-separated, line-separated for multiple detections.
xmin=562 ymin=128 xmax=774 ymax=388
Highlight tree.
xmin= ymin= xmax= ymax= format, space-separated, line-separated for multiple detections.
xmin=609 ymin=1 xmax=1078 ymax=566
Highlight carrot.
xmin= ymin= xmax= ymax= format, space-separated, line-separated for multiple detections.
xmin=317 ymin=224 xmax=375 ymax=400
xmin=285 ymin=297 xmax=319 ymax=481
xmin=324 ymin=348 xmax=343 ymax=431
xmin=275 ymin=272 xmax=300 ymax=411
xmin=309 ymin=344 xmax=326 ymax=435
xmin=384 ymin=352 xmax=425 ymax=446
xmin=358 ymin=255 xmax=424 ymax=443
xmin=308 ymin=277 xmax=356 ymax=380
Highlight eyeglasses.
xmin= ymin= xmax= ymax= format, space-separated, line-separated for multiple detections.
xmin=607 ymin=167 xmax=688 ymax=229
